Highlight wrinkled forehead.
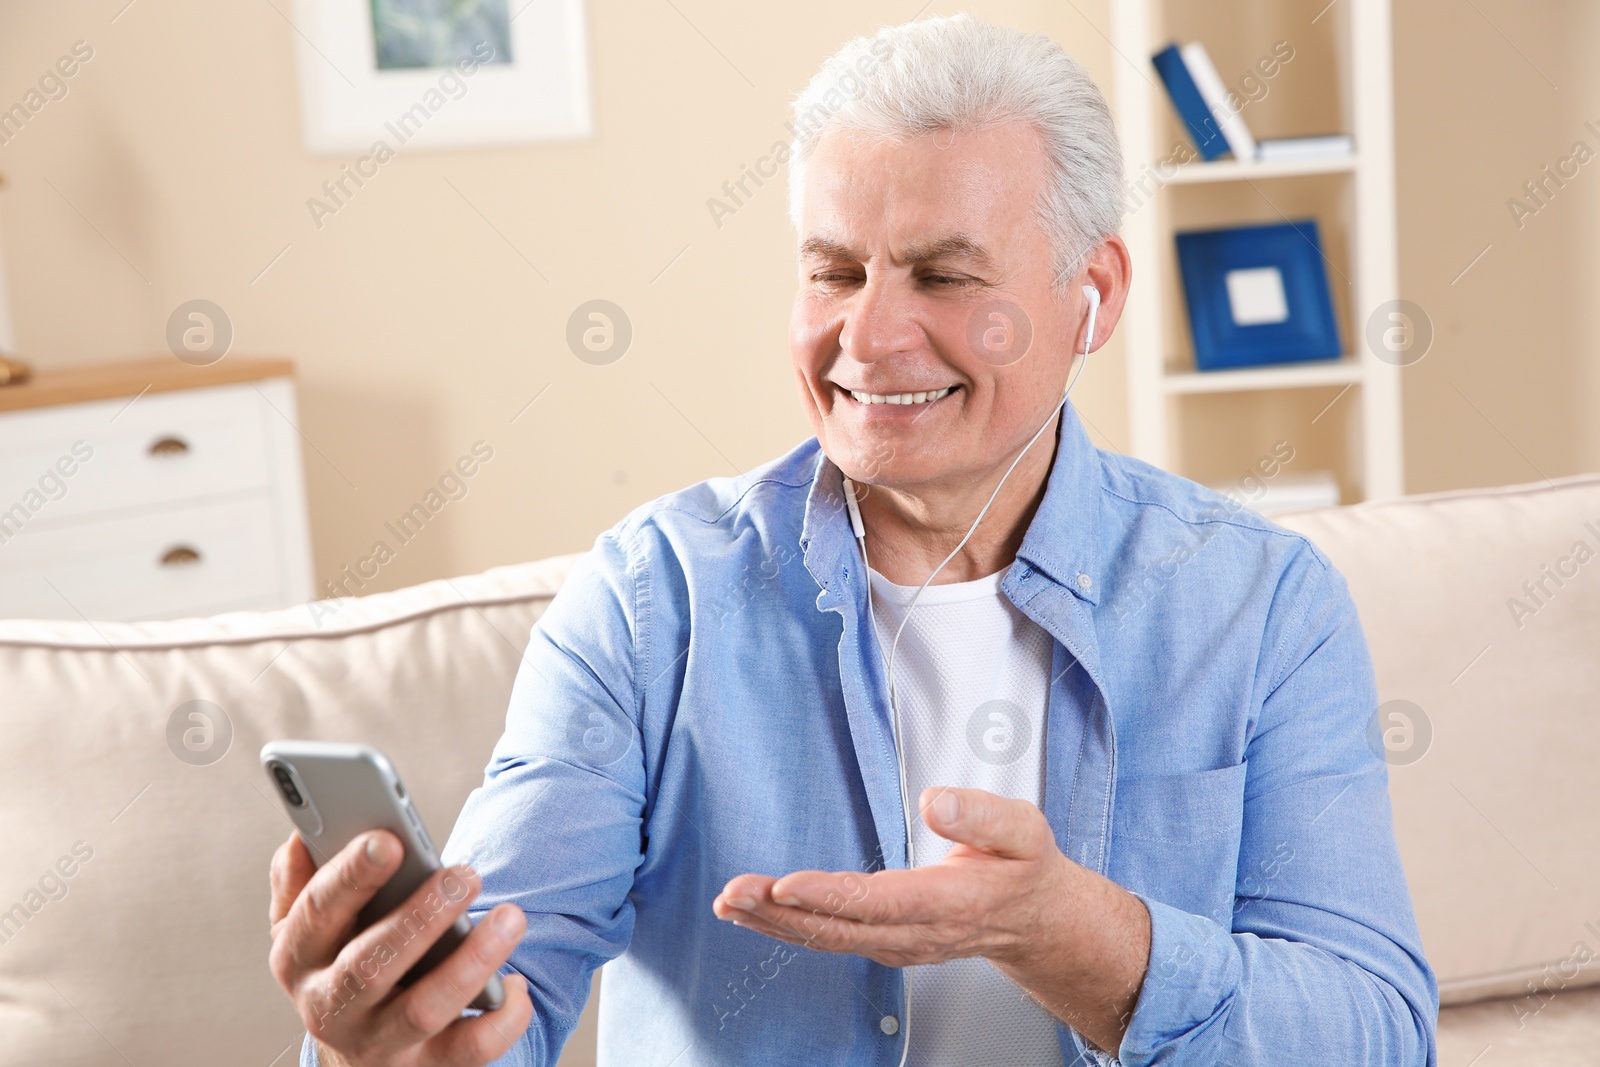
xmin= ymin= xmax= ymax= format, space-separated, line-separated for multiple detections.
xmin=794 ymin=122 xmax=1052 ymax=263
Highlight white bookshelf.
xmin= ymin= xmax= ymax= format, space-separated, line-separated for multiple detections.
xmin=1109 ymin=0 xmax=1404 ymax=501
xmin=1161 ymin=357 xmax=1363 ymax=395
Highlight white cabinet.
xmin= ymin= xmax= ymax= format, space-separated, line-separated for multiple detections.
xmin=0 ymin=360 xmax=314 ymax=620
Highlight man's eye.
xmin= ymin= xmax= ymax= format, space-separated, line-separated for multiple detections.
xmin=811 ymin=271 xmax=861 ymax=285
xmin=922 ymin=273 xmax=971 ymax=287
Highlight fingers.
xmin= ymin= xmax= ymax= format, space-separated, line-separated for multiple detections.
xmin=426 ymin=970 xmax=535 ymax=1067
xmin=269 ymin=830 xmax=404 ymax=990
xmin=387 ymin=903 xmax=528 ymax=1049
xmin=720 ymin=897 xmax=932 ymax=964
xmin=718 ymin=863 xmax=970 ymax=931
xmin=711 ymin=874 xmax=777 ymax=920
xmin=918 ymin=787 xmax=1048 ymax=859
xmin=768 ymin=867 xmax=968 ymax=925
xmin=715 ymin=871 xmax=878 ymax=952
xmin=769 ymin=868 xmax=878 ymax=917
xmin=719 ymin=867 xmax=935 ymax=937
xmin=325 ymin=864 xmax=483 ymax=1007
xmin=269 ymin=833 xmax=317 ymax=931
xmin=720 ymin=867 xmax=1007 ymax=968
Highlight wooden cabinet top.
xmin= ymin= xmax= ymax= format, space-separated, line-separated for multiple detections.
xmin=0 ymin=356 xmax=295 ymax=414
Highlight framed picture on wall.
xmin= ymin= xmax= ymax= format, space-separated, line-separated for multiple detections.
xmin=291 ymin=0 xmax=593 ymax=154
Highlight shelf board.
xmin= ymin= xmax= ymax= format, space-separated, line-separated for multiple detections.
xmin=1163 ymin=154 xmax=1359 ymax=185
xmin=1162 ymin=358 xmax=1363 ymax=395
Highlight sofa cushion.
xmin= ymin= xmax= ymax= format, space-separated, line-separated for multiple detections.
xmin=1276 ymin=474 xmax=1600 ymax=1006
xmin=1438 ymin=984 xmax=1600 ymax=1064
xmin=0 ymin=556 xmax=577 ymax=1067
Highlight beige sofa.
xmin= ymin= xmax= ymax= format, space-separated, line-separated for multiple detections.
xmin=3 ymin=473 xmax=1599 ymax=1066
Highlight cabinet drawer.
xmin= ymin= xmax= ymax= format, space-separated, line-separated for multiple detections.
xmin=0 ymin=381 xmax=274 ymax=523
xmin=0 ymin=496 xmax=288 ymax=621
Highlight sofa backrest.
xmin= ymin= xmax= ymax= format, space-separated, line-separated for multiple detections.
xmin=1277 ymin=473 xmax=1600 ymax=1006
xmin=0 ymin=556 xmax=576 ymax=1067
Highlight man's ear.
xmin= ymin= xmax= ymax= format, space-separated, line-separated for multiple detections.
xmin=1079 ymin=235 xmax=1133 ymax=354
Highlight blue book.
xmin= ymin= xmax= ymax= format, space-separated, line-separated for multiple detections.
xmin=1175 ymin=220 xmax=1343 ymax=371
xmin=1152 ymin=44 xmax=1227 ymax=161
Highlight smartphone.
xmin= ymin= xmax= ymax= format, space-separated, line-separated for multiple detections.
xmin=260 ymin=740 xmax=506 ymax=1012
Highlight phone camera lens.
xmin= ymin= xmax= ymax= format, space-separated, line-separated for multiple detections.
xmin=271 ymin=762 xmax=305 ymax=807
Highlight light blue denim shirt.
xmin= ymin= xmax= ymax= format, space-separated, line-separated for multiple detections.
xmin=302 ymin=404 xmax=1437 ymax=1066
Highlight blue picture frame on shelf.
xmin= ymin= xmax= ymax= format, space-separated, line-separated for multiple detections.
xmin=1175 ymin=219 xmax=1343 ymax=371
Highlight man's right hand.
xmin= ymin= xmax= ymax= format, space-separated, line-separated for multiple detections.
xmin=268 ymin=830 xmax=534 ymax=1066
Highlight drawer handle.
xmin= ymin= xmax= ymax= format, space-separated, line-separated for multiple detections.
xmin=148 ymin=436 xmax=191 ymax=457
xmin=159 ymin=545 xmax=202 ymax=567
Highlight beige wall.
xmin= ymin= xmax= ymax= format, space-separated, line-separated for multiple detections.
xmin=0 ymin=0 xmax=1591 ymax=597
xmin=1392 ymin=0 xmax=1600 ymax=491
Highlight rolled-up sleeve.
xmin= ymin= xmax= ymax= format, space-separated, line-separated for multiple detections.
xmin=1116 ymin=547 xmax=1438 ymax=1066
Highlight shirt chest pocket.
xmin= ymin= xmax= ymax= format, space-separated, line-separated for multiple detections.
xmin=1109 ymin=762 xmax=1248 ymax=924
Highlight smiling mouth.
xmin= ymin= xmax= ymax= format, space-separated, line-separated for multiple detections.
xmin=844 ymin=385 xmax=958 ymax=406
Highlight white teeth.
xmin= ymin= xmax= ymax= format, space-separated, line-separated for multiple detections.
xmin=848 ymin=386 xmax=955 ymax=406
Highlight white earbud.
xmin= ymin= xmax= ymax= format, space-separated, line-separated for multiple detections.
xmin=1080 ymin=284 xmax=1100 ymax=357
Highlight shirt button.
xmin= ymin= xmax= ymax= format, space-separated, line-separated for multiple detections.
xmin=880 ymin=1015 xmax=900 ymax=1035
xmin=1077 ymin=573 xmax=1093 ymax=590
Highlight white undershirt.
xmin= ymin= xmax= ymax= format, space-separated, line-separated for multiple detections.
xmin=867 ymin=566 xmax=1067 ymax=1067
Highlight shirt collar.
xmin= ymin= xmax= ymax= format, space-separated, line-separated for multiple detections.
xmin=1016 ymin=401 xmax=1104 ymax=605
xmin=799 ymin=402 xmax=1104 ymax=606
xmin=799 ymin=443 xmax=854 ymax=614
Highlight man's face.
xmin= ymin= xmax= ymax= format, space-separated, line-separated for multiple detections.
xmin=790 ymin=121 xmax=1080 ymax=495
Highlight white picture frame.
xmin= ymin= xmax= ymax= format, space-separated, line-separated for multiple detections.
xmin=291 ymin=0 xmax=593 ymax=155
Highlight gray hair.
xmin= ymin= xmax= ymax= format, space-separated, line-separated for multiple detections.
xmin=786 ymin=13 xmax=1124 ymax=289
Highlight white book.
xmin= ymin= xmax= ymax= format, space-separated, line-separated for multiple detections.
xmin=1179 ymin=42 xmax=1257 ymax=163
xmin=1256 ymin=135 xmax=1355 ymax=162
xmin=1258 ymin=472 xmax=1342 ymax=515
xmin=1210 ymin=472 xmax=1341 ymax=516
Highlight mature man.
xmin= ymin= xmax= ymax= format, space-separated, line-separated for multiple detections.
xmin=269 ymin=14 xmax=1437 ymax=1066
